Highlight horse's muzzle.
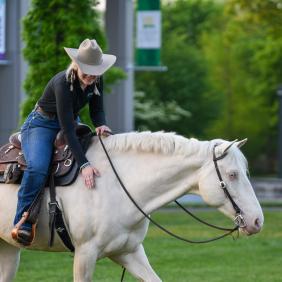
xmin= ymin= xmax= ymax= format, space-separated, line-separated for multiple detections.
xmin=240 ymin=217 xmax=263 ymax=235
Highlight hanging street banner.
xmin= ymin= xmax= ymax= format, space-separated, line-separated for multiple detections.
xmin=136 ymin=0 xmax=161 ymax=67
xmin=0 ymin=0 xmax=6 ymax=60
xmin=137 ymin=10 xmax=161 ymax=49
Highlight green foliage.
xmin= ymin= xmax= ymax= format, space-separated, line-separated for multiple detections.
xmin=20 ymin=0 xmax=124 ymax=127
xmin=136 ymin=0 xmax=282 ymax=175
xmin=135 ymin=0 xmax=221 ymax=137
xmin=135 ymin=91 xmax=191 ymax=131
xmin=202 ymin=0 xmax=282 ymax=173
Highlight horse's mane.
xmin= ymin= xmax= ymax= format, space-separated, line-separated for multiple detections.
xmin=99 ymin=131 xmax=248 ymax=170
xmin=101 ymin=131 xmax=212 ymax=157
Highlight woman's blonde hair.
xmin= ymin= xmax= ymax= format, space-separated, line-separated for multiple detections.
xmin=66 ymin=61 xmax=78 ymax=91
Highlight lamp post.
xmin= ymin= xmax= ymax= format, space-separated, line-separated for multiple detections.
xmin=277 ymin=85 xmax=282 ymax=178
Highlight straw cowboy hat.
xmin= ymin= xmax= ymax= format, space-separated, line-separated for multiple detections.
xmin=64 ymin=39 xmax=116 ymax=76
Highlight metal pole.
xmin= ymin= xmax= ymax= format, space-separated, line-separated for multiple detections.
xmin=104 ymin=0 xmax=134 ymax=133
xmin=0 ymin=0 xmax=28 ymax=144
xmin=277 ymin=85 xmax=282 ymax=178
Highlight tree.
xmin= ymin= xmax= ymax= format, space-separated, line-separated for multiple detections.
xmin=21 ymin=0 xmax=123 ymax=127
xmin=135 ymin=0 xmax=222 ymax=138
xmin=136 ymin=0 xmax=282 ymax=174
xmin=203 ymin=0 xmax=282 ymax=173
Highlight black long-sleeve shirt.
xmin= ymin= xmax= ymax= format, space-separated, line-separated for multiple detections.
xmin=37 ymin=70 xmax=106 ymax=167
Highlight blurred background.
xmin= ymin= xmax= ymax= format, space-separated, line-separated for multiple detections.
xmin=0 ymin=0 xmax=282 ymax=201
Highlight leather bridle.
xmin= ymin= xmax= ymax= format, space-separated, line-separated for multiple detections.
xmin=212 ymin=144 xmax=246 ymax=228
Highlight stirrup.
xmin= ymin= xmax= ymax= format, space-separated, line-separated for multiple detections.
xmin=11 ymin=212 xmax=36 ymax=246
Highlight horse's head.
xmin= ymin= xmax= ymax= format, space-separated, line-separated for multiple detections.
xmin=198 ymin=139 xmax=264 ymax=235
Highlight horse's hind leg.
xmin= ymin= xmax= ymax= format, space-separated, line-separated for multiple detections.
xmin=0 ymin=239 xmax=20 ymax=282
xmin=110 ymin=244 xmax=162 ymax=282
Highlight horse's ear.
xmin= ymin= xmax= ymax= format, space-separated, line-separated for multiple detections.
xmin=219 ymin=139 xmax=238 ymax=154
xmin=235 ymin=138 xmax=248 ymax=149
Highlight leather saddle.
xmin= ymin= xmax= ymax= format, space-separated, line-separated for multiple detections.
xmin=0 ymin=124 xmax=93 ymax=186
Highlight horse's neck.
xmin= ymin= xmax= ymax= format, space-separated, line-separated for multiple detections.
xmin=96 ymin=146 xmax=207 ymax=215
xmin=137 ymin=154 xmax=202 ymax=213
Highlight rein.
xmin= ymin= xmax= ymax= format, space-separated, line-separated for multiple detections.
xmin=98 ymin=135 xmax=239 ymax=243
xmin=174 ymin=200 xmax=237 ymax=231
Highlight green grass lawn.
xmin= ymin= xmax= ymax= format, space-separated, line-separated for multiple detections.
xmin=14 ymin=209 xmax=282 ymax=282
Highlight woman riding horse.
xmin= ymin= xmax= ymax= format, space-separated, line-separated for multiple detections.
xmin=11 ymin=38 xmax=116 ymax=245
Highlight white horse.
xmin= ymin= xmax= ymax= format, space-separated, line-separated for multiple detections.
xmin=0 ymin=132 xmax=264 ymax=282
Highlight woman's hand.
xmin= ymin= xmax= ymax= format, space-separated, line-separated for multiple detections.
xmin=96 ymin=125 xmax=112 ymax=136
xmin=81 ymin=165 xmax=100 ymax=189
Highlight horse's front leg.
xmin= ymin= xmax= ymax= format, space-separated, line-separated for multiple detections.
xmin=0 ymin=239 xmax=21 ymax=282
xmin=73 ymin=241 xmax=97 ymax=282
xmin=110 ymin=244 xmax=162 ymax=282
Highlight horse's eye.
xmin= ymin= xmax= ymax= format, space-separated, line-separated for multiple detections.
xmin=228 ymin=171 xmax=238 ymax=181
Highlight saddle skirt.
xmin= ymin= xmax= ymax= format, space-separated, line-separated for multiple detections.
xmin=0 ymin=124 xmax=93 ymax=186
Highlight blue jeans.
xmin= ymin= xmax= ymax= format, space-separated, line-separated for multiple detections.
xmin=14 ymin=110 xmax=60 ymax=230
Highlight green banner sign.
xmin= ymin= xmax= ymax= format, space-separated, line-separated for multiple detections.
xmin=136 ymin=0 xmax=161 ymax=67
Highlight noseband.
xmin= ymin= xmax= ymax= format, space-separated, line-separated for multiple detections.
xmin=213 ymin=145 xmax=246 ymax=228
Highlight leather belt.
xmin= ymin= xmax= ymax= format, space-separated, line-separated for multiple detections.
xmin=35 ymin=105 xmax=57 ymax=119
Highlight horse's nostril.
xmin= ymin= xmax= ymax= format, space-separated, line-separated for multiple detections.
xmin=254 ymin=218 xmax=261 ymax=229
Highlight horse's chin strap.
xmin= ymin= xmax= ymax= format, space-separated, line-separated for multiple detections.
xmin=213 ymin=145 xmax=246 ymax=229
